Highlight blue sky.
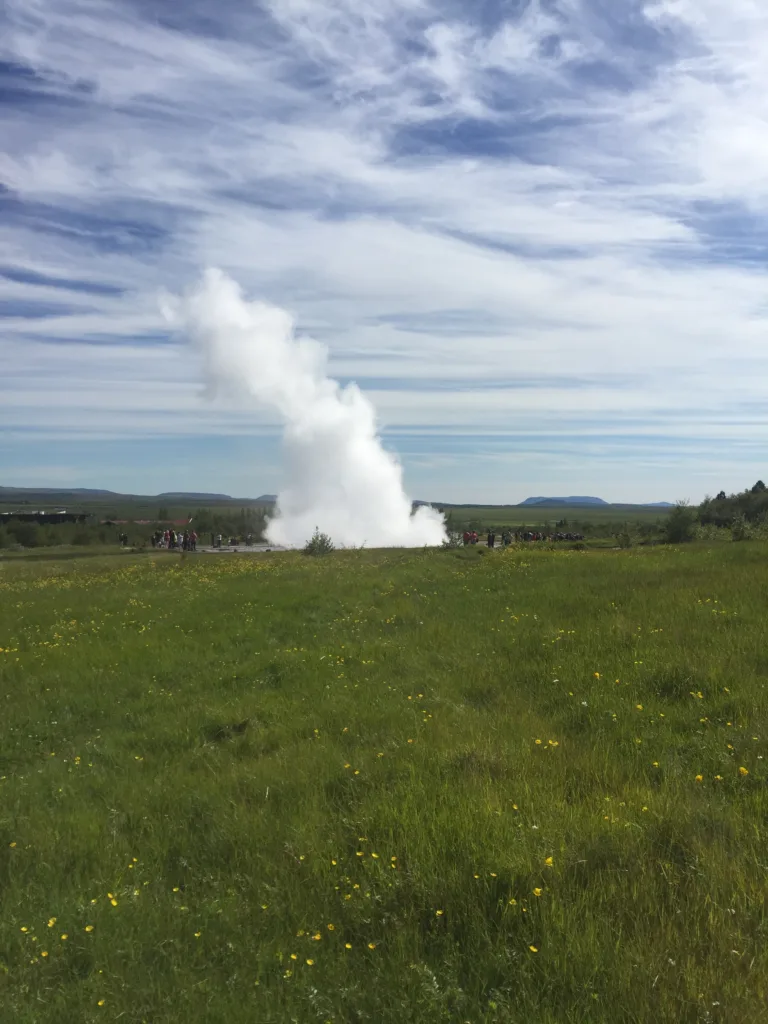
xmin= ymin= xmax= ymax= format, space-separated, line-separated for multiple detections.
xmin=2 ymin=0 xmax=768 ymax=504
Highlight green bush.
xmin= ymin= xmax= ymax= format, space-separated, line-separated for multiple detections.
xmin=665 ymin=502 xmax=696 ymax=543
xmin=303 ymin=528 xmax=335 ymax=556
xmin=732 ymin=515 xmax=753 ymax=542
xmin=7 ymin=522 xmax=41 ymax=548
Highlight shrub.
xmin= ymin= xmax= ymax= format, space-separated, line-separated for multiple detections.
xmin=442 ymin=530 xmax=464 ymax=549
xmin=303 ymin=528 xmax=335 ymax=556
xmin=665 ymin=502 xmax=696 ymax=544
xmin=732 ymin=515 xmax=753 ymax=542
xmin=7 ymin=522 xmax=40 ymax=548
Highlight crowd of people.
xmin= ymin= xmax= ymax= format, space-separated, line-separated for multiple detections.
xmin=462 ymin=529 xmax=585 ymax=546
xmin=152 ymin=528 xmax=198 ymax=551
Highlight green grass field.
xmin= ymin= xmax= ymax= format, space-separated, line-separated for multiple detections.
xmin=441 ymin=504 xmax=670 ymax=530
xmin=1 ymin=544 xmax=766 ymax=1023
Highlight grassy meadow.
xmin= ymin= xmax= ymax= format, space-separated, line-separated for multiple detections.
xmin=441 ymin=504 xmax=671 ymax=529
xmin=1 ymin=543 xmax=767 ymax=1023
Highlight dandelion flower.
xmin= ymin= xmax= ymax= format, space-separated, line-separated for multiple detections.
xmin=110 ymin=899 xmax=118 ymax=907
xmin=194 ymin=932 xmax=201 ymax=939
xmin=368 ymin=942 xmax=376 ymax=950
xmin=41 ymin=951 xmax=48 ymax=957
xmin=97 ymin=1000 xmax=105 ymax=1007
xmin=714 ymin=775 xmax=723 ymax=781
xmin=85 ymin=925 xmax=94 ymax=933
xmin=652 ymin=762 xmax=659 ymax=768
xmin=47 ymin=918 xmax=56 ymax=928
xmin=327 ymin=924 xmax=335 ymax=931
xmin=60 ymin=934 xmax=68 ymax=941
xmin=306 ymin=959 xmax=314 ymax=966
xmin=636 ymin=705 xmax=643 ymax=711
xmin=345 ymin=942 xmax=352 ymax=949
xmin=534 ymin=739 xmax=542 ymax=745
xmin=529 ymin=945 xmax=539 ymax=953
xmin=290 ymin=954 xmax=297 ymax=960
xmin=594 ymin=673 xmax=600 ymax=679
xmin=9 ymin=842 xmax=16 ymax=848
xmin=545 ymin=857 xmax=553 ymax=866
xmin=695 ymin=775 xmax=703 ymax=783
xmin=371 ymin=852 xmax=379 ymax=859
xmin=740 ymin=766 xmax=749 ymax=776
xmin=312 ymin=933 xmax=322 ymax=941
xmin=435 ymin=909 xmax=444 ymax=916
xmin=533 ymin=888 xmax=542 ymax=897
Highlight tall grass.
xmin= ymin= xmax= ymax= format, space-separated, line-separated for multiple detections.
xmin=1 ymin=544 xmax=766 ymax=1022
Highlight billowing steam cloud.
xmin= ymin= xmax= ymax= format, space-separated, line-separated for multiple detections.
xmin=165 ymin=269 xmax=446 ymax=548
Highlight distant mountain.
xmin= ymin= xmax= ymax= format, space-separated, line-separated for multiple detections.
xmin=520 ymin=496 xmax=608 ymax=506
xmin=0 ymin=486 xmax=117 ymax=497
xmin=157 ymin=492 xmax=233 ymax=500
xmin=645 ymin=502 xmax=675 ymax=508
xmin=0 ymin=486 xmax=269 ymax=505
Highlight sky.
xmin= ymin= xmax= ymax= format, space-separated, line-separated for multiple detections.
xmin=2 ymin=0 xmax=768 ymax=504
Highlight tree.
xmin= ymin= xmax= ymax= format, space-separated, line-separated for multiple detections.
xmin=751 ymin=480 xmax=766 ymax=494
xmin=304 ymin=528 xmax=335 ymax=556
xmin=664 ymin=501 xmax=696 ymax=544
xmin=715 ymin=491 xmax=726 ymax=501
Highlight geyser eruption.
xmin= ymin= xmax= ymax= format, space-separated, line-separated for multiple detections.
xmin=166 ymin=269 xmax=447 ymax=548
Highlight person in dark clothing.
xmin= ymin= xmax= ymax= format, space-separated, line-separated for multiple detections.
xmin=487 ymin=531 xmax=495 ymax=548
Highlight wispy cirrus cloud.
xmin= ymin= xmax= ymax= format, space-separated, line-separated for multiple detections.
xmin=1 ymin=0 xmax=767 ymax=500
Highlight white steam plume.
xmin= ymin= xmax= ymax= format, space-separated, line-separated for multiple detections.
xmin=164 ymin=269 xmax=447 ymax=548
